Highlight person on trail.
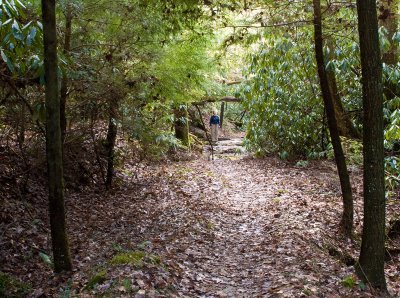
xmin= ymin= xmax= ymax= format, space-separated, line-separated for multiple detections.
xmin=209 ymin=109 xmax=220 ymax=144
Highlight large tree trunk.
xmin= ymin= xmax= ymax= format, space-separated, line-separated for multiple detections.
xmin=60 ymin=3 xmax=72 ymax=144
xmin=174 ymin=104 xmax=190 ymax=147
xmin=356 ymin=0 xmax=387 ymax=291
xmin=105 ymin=99 xmax=118 ymax=189
xmin=313 ymin=0 xmax=354 ymax=237
xmin=41 ymin=0 xmax=72 ymax=272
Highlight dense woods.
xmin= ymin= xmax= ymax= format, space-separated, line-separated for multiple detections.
xmin=1 ymin=0 xmax=400 ymax=297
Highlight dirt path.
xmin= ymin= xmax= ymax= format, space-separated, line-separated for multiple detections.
xmin=4 ymin=138 xmax=399 ymax=297
xmin=142 ymin=141 xmax=381 ymax=297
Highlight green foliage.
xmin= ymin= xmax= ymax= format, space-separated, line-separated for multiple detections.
xmin=0 ymin=0 xmax=43 ymax=76
xmin=341 ymin=275 xmax=357 ymax=288
xmin=385 ymin=100 xmax=400 ymax=143
xmin=241 ymin=32 xmax=325 ymax=157
xmin=84 ymin=270 xmax=107 ymax=290
xmin=239 ymin=3 xmax=365 ymax=160
xmin=152 ymin=35 xmax=214 ymax=104
xmin=109 ymin=251 xmax=146 ymax=266
xmin=385 ymin=156 xmax=400 ymax=197
xmin=295 ymin=160 xmax=309 ymax=168
xmin=109 ymin=248 xmax=163 ymax=268
xmin=278 ymin=151 xmax=289 ymax=160
xmin=122 ymin=101 xmax=182 ymax=158
xmin=0 ymin=271 xmax=31 ymax=297
xmin=302 ymin=287 xmax=313 ymax=296
xmin=326 ymin=137 xmax=363 ymax=166
xmin=122 ymin=278 xmax=132 ymax=293
xmin=59 ymin=281 xmax=72 ymax=298
xmin=383 ymin=97 xmax=400 ymax=196
xmin=39 ymin=251 xmax=53 ymax=267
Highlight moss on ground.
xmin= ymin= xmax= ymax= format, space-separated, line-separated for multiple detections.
xmin=109 ymin=251 xmax=146 ymax=266
xmin=83 ymin=249 xmax=166 ymax=294
xmin=0 ymin=271 xmax=31 ymax=297
xmin=84 ymin=270 xmax=107 ymax=290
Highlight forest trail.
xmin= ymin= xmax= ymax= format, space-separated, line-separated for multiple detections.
xmin=139 ymin=143 xmax=368 ymax=297
xmin=206 ymin=137 xmax=246 ymax=158
xmin=5 ymin=138 xmax=400 ymax=297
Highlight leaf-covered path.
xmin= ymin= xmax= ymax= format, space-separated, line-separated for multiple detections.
xmin=120 ymin=138 xmax=400 ymax=297
xmin=155 ymin=153 xmax=362 ymax=297
xmin=3 ymin=139 xmax=400 ymax=297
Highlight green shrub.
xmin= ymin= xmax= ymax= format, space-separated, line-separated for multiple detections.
xmin=326 ymin=137 xmax=363 ymax=166
xmin=385 ymin=156 xmax=400 ymax=197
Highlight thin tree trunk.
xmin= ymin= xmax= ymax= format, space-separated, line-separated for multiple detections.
xmin=105 ymin=99 xmax=118 ymax=189
xmin=220 ymin=102 xmax=225 ymax=128
xmin=41 ymin=0 xmax=72 ymax=272
xmin=60 ymin=3 xmax=72 ymax=144
xmin=90 ymin=115 xmax=106 ymax=185
xmin=326 ymin=68 xmax=361 ymax=139
xmin=194 ymin=104 xmax=214 ymax=160
xmin=325 ymin=10 xmax=361 ymax=140
xmin=356 ymin=0 xmax=387 ymax=291
xmin=174 ymin=104 xmax=190 ymax=147
xmin=17 ymin=103 xmax=26 ymax=150
xmin=313 ymin=0 xmax=354 ymax=237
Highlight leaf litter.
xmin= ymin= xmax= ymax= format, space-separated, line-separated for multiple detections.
xmin=1 ymin=144 xmax=400 ymax=297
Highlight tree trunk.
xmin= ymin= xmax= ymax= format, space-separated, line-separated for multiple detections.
xmin=326 ymin=70 xmax=361 ymax=139
xmin=313 ymin=0 xmax=354 ymax=237
xmin=105 ymin=99 xmax=118 ymax=189
xmin=60 ymin=3 xmax=72 ymax=144
xmin=17 ymin=103 xmax=26 ymax=150
xmin=220 ymin=102 xmax=225 ymax=128
xmin=174 ymin=105 xmax=190 ymax=147
xmin=41 ymin=0 xmax=72 ymax=272
xmin=324 ymin=8 xmax=361 ymax=140
xmin=356 ymin=0 xmax=387 ymax=291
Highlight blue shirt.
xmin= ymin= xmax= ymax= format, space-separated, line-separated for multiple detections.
xmin=210 ymin=115 xmax=220 ymax=125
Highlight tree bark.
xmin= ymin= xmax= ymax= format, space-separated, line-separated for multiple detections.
xmin=41 ymin=0 xmax=72 ymax=272
xmin=193 ymin=96 xmax=240 ymax=105
xmin=324 ymin=44 xmax=361 ymax=140
xmin=60 ymin=3 xmax=73 ymax=144
xmin=174 ymin=105 xmax=190 ymax=147
xmin=105 ymin=99 xmax=118 ymax=189
xmin=313 ymin=0 xmax=354 ymax=237
xmin=356 ymin=0 xmax=387 ymax=291
xmin=17 ymin=103 xmax=26 ymax=150
xmin=326 ymin=70 xmax=361 ymax=139
xmin=324 ymin=6 xmax=362 ymax=140
xmin=220 ymin=102 xmax=225 ymax=128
